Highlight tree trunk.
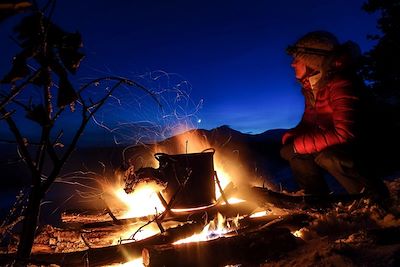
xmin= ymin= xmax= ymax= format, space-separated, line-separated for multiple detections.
xmin=15 ymin=186 xmax=43 ymax=264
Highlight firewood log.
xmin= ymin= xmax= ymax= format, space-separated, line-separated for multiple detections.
xmin=142 ymin=227 xmax=298 ymax=267
xmin=0 ymin=222 xmax=203 ymax=266
xmin=249 ymin=187 xmax=364 ymax=209
xmin=62 ymin=201 xmax=257 ymax=230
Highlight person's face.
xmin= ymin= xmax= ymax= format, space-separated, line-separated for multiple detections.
xmin=291 ymin=57 xmax=307 ymax=79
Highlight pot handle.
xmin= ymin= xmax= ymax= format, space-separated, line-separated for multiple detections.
xmin=201 ymin=148 xmax=215 ymax=154
xmin=154 ymin=152 xmax=178 ymax=162
xmin=154 ymin=152 xmax=168 ymax=162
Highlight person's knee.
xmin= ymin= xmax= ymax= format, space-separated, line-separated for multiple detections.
xmin=315 ymin=147 xmax=353 ymax=170
xmin=314 ymin=149 xmax=337 ymax=170
xmin=280 ymin=143 xmax=295 ymax=161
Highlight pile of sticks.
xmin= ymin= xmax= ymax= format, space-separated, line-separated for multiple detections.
xmin=1 ymin=185 xmax=330 ymax=266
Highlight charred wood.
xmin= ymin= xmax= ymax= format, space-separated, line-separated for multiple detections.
xmin=0 ymin=222 xmax=203 ymax=266
xmin=142 ymin=227 xmax=298 ymax=267
xmin=250 ymin=187 xmax=364 ymax=209
xmin=61 ymin=202 xmax=257 ymax=230
xmin=367 ymin=226 xmax=400 ymax=245
xmin=238 ymin=212 xmax=313 ymax=234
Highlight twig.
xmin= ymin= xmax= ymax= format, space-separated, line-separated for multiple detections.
xmin=0 ymin=70 xmax=41 ymax=111
xmin=41 ymin=78 xmax=145 ymax=193
xmin=45 ymin=138 xmax=60 ymax=164
xmin=129 ymin=170 xmax=192 ymax=239
xmin=80 ymin=233 xmax=92 ymax=249
xmin=0 ymin=108 xmax=39 ymax=180
xmin=101 ymin=198 xmax=120 ymax=224
xmin=0 ymin=92 xmax=30 ymax=111
xmin=127 ymin=213 xmax=159 ymax=242
xmin=214 ymin=171 xmax=229 ymax=205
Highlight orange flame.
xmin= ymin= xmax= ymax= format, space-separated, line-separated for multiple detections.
xmin=113 ymin=183 xmax=165 ymax=219
xmin=173 ymin=212 xmax=239 ymax=244
xmin=249 ymin=210 xmax=268 ymax=218
xmin=108 ymin=257 xmax=144 ymax=266
xmin=152 ymin=128 xmax=245 ymax=199
xmin=111 ymin=128 xmax=244 ymax=219
xmin=107 ymin=125 xmax=255 ymax=266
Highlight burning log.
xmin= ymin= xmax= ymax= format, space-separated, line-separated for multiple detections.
xmin=61 ymin=201 xmax=257 ymax=230
xmin=0 ymin=222 xmax=204 ymax=266
xmin=239 ymin=212 xmax=313 ymax=234
xmin=142 ymin=227 xmax=299 ymax=267
xmin=61 ymin=208 xmax=122 ymax=224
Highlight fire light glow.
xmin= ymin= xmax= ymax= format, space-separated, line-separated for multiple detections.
xmin=291 ymin=229 xmax=304 ymax=239
xmin=114 ymin=184 xmax=165 ymax=219
xmin=115 ymin=223 xmax=160 ymax=244
xmin=213 ymin=167 xmax=231 ymax=199
xmin=249 ymin=210 xmax=268 ymax=218
xmin=152 ymin=128 xmax=240 ymax=201
xmin=173 ymin=213 xmax=239 ymax=244
xmin=108 ymin=257 xmax=144 ymax=267
xmin=110 ymin=128 xmax=251 ymax=261
xmin=222 ymin=197 xmax=245 ymax=205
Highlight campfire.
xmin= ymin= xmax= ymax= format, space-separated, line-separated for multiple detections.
xmin=1 ymin=130 xmax=397 ymax=267
xmin=104 ymin=148 xmax=296 ymax=267
xmin=24 ymin=132 xmax=311 ymax=266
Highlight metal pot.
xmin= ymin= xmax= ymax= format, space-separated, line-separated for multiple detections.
xmin=155 ymin=149 xmax=216 ymax=209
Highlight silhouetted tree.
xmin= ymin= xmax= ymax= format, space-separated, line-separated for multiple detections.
xmin=361 ymin=0 xmax=400 ymax=108
xmin=0 ymin=1 xmax=156 ymax=264
xmin=360 ymin=0 xmax=400 ymax=173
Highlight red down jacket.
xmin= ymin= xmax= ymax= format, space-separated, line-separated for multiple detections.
xmin=284 ymin=74 xmax=366 ymax=154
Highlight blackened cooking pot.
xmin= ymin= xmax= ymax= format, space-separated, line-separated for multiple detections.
xmin=154 ymin=149 xmax=216 ymax=209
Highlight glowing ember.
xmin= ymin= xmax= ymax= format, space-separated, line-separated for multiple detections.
xmin=171 ymin=203 xmax=216 ymax=213
xmin=114 ymin=183 xmax=165 ymax=219
xmin=173 ymin=213 xmax=239 ymax=244
xmin=115 ymin=223 xmax=160 ymax=245
xmin=291 ymin=229 xmax=305 ymax=239
xmin=109 ymin=128 xmax=255 ymax=251
xmin=250 ymin=210 xmax=268 ymax=218
xmin=222 ymin=197 xmax=245 ymax=205
xmin=108 ymin=257 xmax=144 ymax=266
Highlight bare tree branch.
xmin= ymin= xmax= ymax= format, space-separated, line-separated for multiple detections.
xmin=77 ymin=76 xmax=161 ymax=108
xmin=0 ymin=2 xmax=32 ymax=11
xmin=0 ymin=70 xmax=41 ymax=111
xmin=0 ymin=108 xmax=40 ymax=183
xmin=41 ymin=78 xmax=148 ymax=193
xmin=46 ymin=137 xmax=60 ymax=164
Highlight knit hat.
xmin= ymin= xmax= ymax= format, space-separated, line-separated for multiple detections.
xmin=287 ymin=31 xmax=339 ymax=71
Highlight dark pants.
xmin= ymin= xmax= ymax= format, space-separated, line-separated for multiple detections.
xmin=280 ymin=143 xmax=388 ymax=196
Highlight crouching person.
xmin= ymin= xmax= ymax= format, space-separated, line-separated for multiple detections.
xmin=281 ymin=31 xmax=388 ymax=200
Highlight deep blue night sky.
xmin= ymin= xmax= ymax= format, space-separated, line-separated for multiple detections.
xmin=0 ymin=0 xmax=379 ymax=145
